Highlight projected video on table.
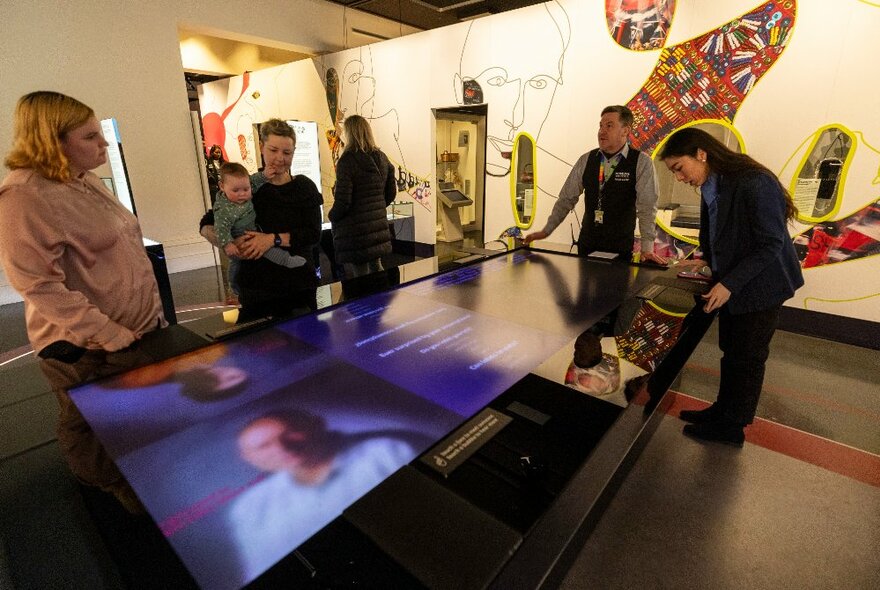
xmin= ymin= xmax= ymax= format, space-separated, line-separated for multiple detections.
xmin=69 ymin=251 xmax=649 ymax=589
xmin=283 ymin=290 xmax=570 ymax=416
xmin=72 ymin=329 xmax=464 ymax=590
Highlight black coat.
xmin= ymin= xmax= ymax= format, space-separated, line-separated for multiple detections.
xmin=329 ymin=149 xmax=397 ymax=264
xmin=700 ymin=170 xmax=804 ymax=314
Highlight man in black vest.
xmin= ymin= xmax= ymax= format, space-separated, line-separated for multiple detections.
xmin=524 ymin=105 xmax=666 ymax=264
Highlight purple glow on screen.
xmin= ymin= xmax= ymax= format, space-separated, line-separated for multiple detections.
xmin=68 ymin=253 xmax=576 ymax=590
xmin=281 ymin=290 xmax=570 ymax=416
xmin=71 ymin=334 xmax=462 ymax=590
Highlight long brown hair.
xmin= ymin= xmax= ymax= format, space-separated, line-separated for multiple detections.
xmin=659 ymin=127 xmax=798 ymax=221
xmin=4 ymin=91 xmax=95 ymax=182
xmin=343 ymin=115 xmax=378 ymax=153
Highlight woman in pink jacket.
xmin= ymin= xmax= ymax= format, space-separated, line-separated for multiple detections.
xmin=0 ymin=91 xmax=166 ymax=512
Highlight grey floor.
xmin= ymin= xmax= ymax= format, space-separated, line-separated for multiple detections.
xmin=1 ymin=264 xmax=878 ymax=589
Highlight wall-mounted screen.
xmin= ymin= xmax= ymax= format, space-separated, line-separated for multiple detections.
xmin=99 ymin=118 xmax=136 ymax=215
xmin=439 ymin=188 xmax=473 ymax=208
xmin=69 ymin=251 xmax=660 ymax=590
xmin=286 ymin=120 xmax=322 ymax=196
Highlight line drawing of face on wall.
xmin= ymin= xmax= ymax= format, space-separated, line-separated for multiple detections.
xmin=336 ymin=47 xmax=405 ymax=167
xmin=455 ymin=1 xmax=570 ymax=177
xmin=340 ymin=52 xmax=377 ymax=121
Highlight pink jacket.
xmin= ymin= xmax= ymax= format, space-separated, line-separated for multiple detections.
xmin=0 ymin=169 xmax=165 ymax=353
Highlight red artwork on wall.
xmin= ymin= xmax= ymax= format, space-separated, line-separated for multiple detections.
xmin=606 ymin=0 xmax=677 ymax=51
xmin=794 ymin=200 xmax=880 ymax=268
xmin=201 ymin=72 xmax=251 ymax=161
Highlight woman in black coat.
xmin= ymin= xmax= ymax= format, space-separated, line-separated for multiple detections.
xmin=329 ymin=115 xmax=398 ymax=278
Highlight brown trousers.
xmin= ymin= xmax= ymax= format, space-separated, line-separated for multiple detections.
xmin=40 ymin=347 xmax=154 ymax=498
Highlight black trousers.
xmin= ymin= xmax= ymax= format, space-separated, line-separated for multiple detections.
xmin=715 ymin=304 xmax=781 ymax=426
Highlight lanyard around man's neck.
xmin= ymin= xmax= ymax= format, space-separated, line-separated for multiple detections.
xmin=599 ymin=149 xmax=623 ymax=188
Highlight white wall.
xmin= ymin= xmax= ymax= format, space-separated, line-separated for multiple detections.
xmin=0 ymin=0 xmax=416 ymax=304
xmin=5 ymin=0 xmax=879 ymax=322
xmin=199 ymin=0 xmax=880 ymax=323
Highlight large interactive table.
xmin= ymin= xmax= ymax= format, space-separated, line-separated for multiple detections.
xmin=69 ymin=247 xmax=712 ymax=589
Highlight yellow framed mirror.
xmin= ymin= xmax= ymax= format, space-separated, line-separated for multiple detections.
xmin=789 ymin=124 xmax=854 ymax=224
xmin=510 ymin=132 xmax=537 ymax=229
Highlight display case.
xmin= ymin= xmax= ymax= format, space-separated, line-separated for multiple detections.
xmin=387 ymin=200 xmax=413 ymax=220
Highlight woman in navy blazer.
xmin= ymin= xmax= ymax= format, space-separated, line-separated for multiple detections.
xmin=659 ymin=128 xmax=804 ymax=446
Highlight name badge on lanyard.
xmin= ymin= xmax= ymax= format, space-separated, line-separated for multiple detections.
xmin=595 ymin=157 xmax=617 ymax=225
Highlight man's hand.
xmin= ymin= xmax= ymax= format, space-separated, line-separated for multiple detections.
xmin=524 ymin=230 xmax=548 ymax=245
xmin=236 ymin=231 xmax=274 ymax=259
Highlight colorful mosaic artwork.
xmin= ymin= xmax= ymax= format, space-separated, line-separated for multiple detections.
xmin=606 ymin=0 xmax=677 ymax=51
xmin=615 ymin=302 xmax=685 ymax=371
xmin=794 ymin=199 xmax=880 ymax=268
xmin=627 ymin=1 xmax=796 ymax=153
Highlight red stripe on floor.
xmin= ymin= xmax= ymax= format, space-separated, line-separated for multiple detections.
xmin=666 ymin=391 xmax=880 ymax=488
xmin=682 ymin=362 xmax=880 ymax=423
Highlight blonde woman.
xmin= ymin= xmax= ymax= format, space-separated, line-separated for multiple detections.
xmin=329 ymin=115 xmax=398 ymax=278
xmin=0 ymin=91 xmax=166 ymax=512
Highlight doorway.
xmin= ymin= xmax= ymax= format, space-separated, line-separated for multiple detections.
xmin=433 ymin=106 xmax=487 ymax=252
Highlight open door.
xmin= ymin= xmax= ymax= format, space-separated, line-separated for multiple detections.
xmin=434 ymin=106 xmax=487 ymax=245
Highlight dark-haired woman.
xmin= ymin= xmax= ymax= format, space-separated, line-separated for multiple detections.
xmin=205 ymin=143 xmax=226 ymax=203
xmin=659 ymin=127 xmax=803 ymax=446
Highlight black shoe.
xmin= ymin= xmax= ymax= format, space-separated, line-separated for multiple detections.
xmin=682 ymin=421 xmax=745 ymax=447
xmin=679 ymin=404 xmax=717 ymax=424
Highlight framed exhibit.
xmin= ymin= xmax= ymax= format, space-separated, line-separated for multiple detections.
xmin=99 ymin=118 xmax=136 ymax=216
xmin=510 ymin=132 xmax=537 ymax=229
xmin=790 ymin=124 xmax=854 ymax=224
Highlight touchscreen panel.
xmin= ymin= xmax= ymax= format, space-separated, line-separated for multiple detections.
xmin=68 ymin=251 xmax=652 ymax=589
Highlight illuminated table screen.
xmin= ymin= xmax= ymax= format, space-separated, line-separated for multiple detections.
xmin=69 ymin=251 xmax=656 ymax=589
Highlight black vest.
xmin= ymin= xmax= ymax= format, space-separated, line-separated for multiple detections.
xmin=578 ymin=147 xmax=641 ymax=257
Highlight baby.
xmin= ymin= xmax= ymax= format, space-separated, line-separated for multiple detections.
xmin=214 ymin=162 xmax=305 ymax=294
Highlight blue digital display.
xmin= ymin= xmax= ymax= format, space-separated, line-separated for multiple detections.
xmin=69 ymin=251 xmax=647 ymax=589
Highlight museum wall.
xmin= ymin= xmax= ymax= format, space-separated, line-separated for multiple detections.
xmin=201 ymin=0 xmax=879 ymax=322
xmin=0 ymin=0 xmax=415 ymax=303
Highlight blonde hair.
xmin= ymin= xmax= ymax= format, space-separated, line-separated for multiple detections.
xmin=4 ymin=91 xmax=95 ymax=182
xmin=343 ymin=115 xmax=378 ymax=153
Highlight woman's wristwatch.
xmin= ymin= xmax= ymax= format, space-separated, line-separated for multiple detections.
xmin=273 ymin=233 xmax=282 ymax=247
